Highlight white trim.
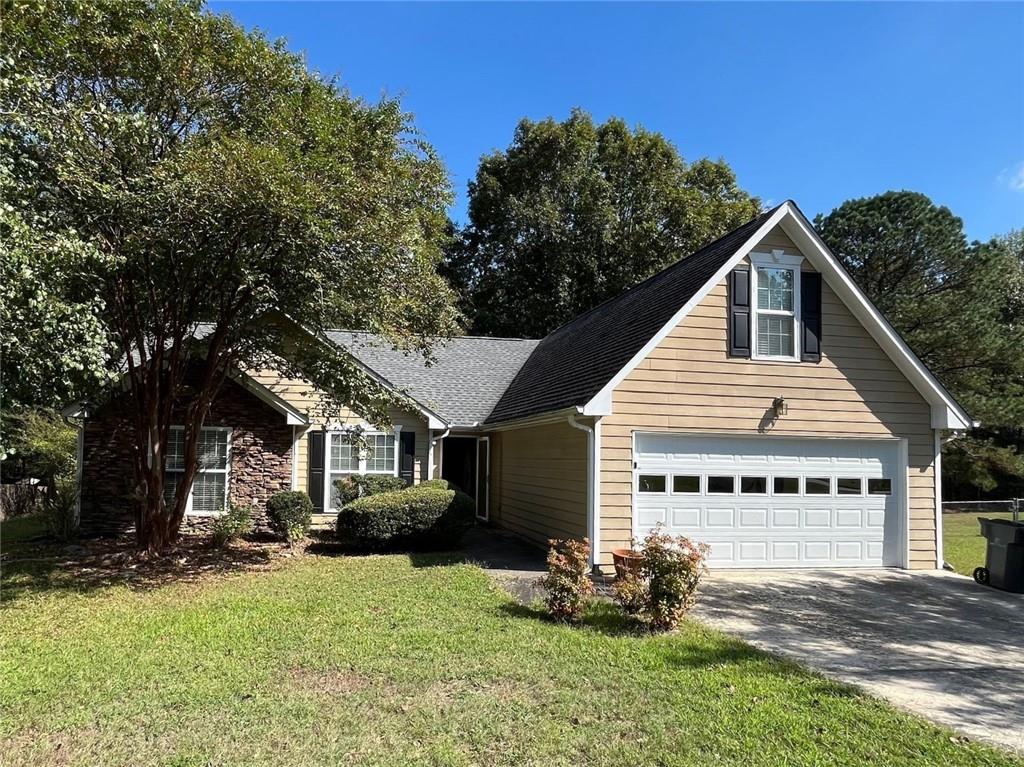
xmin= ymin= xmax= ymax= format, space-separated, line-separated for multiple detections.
xmin=73 ymin=423 xmax=84 ymax=526
xmin=226 ymin=370 xmax=307 ymax=425
xmin=290 ymin=425 xmax=301 ymax=491
xmin=581 ymin=202 xmax=972 ymax=430
xmin=899 ymin=437 xmax=910 ymax=569
xmin=592 ymin=416 xmax=602 ymax=572
xmin=567 ymin=411 xmax=598 ymax=569
xmin=323 ymin=425 xmax=400 ymax=512
xmin=475 ymin=436 xmax=490 ymax=521
xmin=483 ymin=407 xmax=580 ymax=432
xmin=167 ymin=425 xmax=232 ymax=517
xmin=934 ymin=429 xmax=944 ymax=569
xmin=749 ymin=251 xmax=804 ymax=363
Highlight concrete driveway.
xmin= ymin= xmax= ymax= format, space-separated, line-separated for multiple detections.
xmin=693 ymin=569 xmax=1024 ymax=754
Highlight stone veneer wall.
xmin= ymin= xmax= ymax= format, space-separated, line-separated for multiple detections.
xmin=79 ymin=377 xmax=294 ymax=537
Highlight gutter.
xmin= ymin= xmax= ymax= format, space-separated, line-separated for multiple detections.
xmin=567 ymin=408 xmax=601 ymax=571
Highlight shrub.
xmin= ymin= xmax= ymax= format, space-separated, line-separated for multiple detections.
xmin=336 ymin=483 xmax=474 ymax=550
xmin=40 ymin=480 xmax=78 ymax=541
xmin=417 ymin=478 xmax=449 ymax=490
xmin=611 ymin=526 xmax=710 ymax=632
xmin=333 ymin=473 xmax=407 ymax=507
xmin=266 ymin=491 xmax=313 ymax=543
xmin=540 ymin=538 xmax=594 ymax=623
xmin=210 ymin=503 xmax=252 ymax=548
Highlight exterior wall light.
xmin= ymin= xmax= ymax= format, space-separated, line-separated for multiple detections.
xmin=772 ymin=397 xmax=788 ymax=417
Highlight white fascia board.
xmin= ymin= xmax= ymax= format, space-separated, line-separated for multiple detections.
xmin=776 ymin=208 xmax=973 ymax=431
xmin=581 ymin=201 xmax=973 ymax=431
xmin=228 ymin=370 xmax=308 ymax=425
xmin=581 ymin=204 xmax=792 ymax=414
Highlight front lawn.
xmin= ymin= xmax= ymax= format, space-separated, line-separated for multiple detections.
xmin=943 ymin=511 xmax=1016 ymax=575
xmin=1 ymin=528 xmax=1018 ymax=766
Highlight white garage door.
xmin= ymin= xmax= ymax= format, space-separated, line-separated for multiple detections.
xmin=633 ymin=434 xmax=904 ymax=568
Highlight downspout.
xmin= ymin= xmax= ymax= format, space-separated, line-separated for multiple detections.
xmin=935 ymin=429 xmax=965 ymax=570
xmin=61 ymin=407 xmax=87 ymax=529
xmin=430 ymin=427 xmax=451 ymax=480
xmin=568 ymin=409 xmax=600 ymax=572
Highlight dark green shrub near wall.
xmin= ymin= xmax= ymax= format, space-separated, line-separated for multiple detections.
xmin=336 ymin=484 xmax=474 ymax=550
xmin=333 ymin=474 xmax=407 ymax=507
xmin=266 ymin=491 xmax=313 ymax=543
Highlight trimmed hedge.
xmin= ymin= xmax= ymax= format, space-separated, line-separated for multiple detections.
xmin=336 ymin=483 xmax=474 ymax=550
xmin=266 ymin=490 xmax=313 ymax=543
xmin=333 ymin=473 xmax=407 ymax=507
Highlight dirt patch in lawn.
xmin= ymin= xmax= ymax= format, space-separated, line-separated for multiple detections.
xmin=286 ymin=667 xmax=377 ymax=695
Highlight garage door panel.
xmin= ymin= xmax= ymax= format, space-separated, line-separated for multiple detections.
xmin=633 ymin=434 xmax=903 ymax=568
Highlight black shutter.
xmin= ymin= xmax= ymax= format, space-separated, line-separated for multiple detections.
xmin=728 ymin=268 xmax=751 ymax=358
xmin=399 ymin=431 xmax=416 ymax=486
xmin=801 ymin=272 xmax=822 ymax=363
xmin=307 ymin=431 xmax=325 ymax=513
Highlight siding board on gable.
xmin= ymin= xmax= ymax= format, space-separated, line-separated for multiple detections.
xmin=247 ymin=370 xmax=430 ymax=493
xmin=599 ymin=251 xmax=938 ymax=571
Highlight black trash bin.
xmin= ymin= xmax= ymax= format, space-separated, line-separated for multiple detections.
xmin=973 ymin=517 xmax=1024 ymax=593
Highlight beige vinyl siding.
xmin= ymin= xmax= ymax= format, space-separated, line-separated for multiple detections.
xmin=491 ymin=421 xmax=588 ymax=546
xmin=600 ymin=239 xmax=937 ymax=570
xmin=247 ymin=370 xmax=430 ymax=495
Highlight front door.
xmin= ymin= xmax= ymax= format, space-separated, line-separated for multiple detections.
xmin=440 ymin=437 xmax=477 ymax=498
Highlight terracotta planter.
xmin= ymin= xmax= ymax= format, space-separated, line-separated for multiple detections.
xmin=611 ymin=548 xmax=644 ymax=580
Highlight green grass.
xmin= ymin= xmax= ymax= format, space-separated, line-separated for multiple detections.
xmin=943 ymin=511 xmax=1016 ymax=575
xmin=0 ymin=528 xmax=1019 ymax=766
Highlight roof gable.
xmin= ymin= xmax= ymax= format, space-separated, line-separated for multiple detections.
xmin=484 ymin=206 xmax=783 ymax=424
xmin=577 ymin=201 xmax=972 ymax=430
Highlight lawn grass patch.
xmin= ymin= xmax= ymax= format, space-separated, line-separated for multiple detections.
xmin=1 ymin=523 xmax=1019 ymax=766
xmin=943 ymin=511 xmax=1015 ymax=574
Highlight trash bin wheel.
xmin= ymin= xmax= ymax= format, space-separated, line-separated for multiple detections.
xmin=973 ymin=567 xmax=990 ymax=585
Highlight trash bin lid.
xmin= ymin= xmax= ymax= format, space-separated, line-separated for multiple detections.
xmin=979 ymin=517 xmax=1024 ymax=545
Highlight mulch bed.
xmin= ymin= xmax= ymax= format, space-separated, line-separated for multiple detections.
xmin=2 ymin=532 xmax=321 ymax=593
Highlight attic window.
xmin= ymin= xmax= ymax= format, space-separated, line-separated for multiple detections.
xmin=750 ymin=252 xmax=804 ymax=361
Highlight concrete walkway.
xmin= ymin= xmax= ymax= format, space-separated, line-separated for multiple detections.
xmin=693 ymin=569 xmax=1024 ymax=754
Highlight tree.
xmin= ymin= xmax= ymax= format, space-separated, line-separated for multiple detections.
xmin=447 ymin=109 xmax=760 ymax=337
xmin=815 ymin=192 xmax=1024 ymax=497
xmin=3 ymin=0 xmax=459 ymax=552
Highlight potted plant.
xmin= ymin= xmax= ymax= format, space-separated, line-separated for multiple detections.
xmin=611 ymin=546 xmax=644 ymax=580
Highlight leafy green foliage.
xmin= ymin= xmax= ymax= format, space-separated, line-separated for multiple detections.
xmin=266 ymin=491 xmax=313 ymax=544
xmin=1 ymin=409 xmax=77 ymax=484
xmin=446 ymin=108 xmax=760 ymax=337
xmin=336 ymin=484 xmax=474 ymax=550
xmin=942 ymin=436 xmax=1024 ymax=495
xmin=612 ymin=527 xmax=710 ymax=632
xmin=40 ymin=480 xmax=78 ymax=541
xmin=333 ymin=473 xmax=407 ymax=508
xmin=2 ymin=0 xmax=460 ymax=550
xmin=540 ymin=538 xmax=594 ymax=623
xmin=815 ymin=192 xmax=1024 ymax=428
xmin=210 ymin=503 xmax=252 ymax=548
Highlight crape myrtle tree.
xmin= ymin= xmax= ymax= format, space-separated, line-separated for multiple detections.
xmin=3 ymin=0 xmax=459 ymax=552
xmin=444 ymin=109 xmax=761 ymax=338
xmin=815 ymin=192 xmax=1024 ymax=496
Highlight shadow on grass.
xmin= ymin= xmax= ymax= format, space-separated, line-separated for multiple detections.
xmin=1 ymin=523 xmax=296 ymax=605
xmin=498 ymin=599 xmax=651 ymax=638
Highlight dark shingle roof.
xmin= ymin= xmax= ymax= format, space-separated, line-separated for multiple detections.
xmin=327 ymin=331 xmax=540 ymax=427
xmin=484 ymin=206 xmax=780 ymax=424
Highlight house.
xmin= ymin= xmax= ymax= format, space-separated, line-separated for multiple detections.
xmin=74 ymin=201 xmax=973 ymax=571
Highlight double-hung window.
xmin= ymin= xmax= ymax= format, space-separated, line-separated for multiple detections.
xmin=327 ymin=430 xmax=398 ymax=510
xmin=751 ymin=253 xmax=803 ymax=361
xmin=164 ymin=426 xmax=231 ymax=515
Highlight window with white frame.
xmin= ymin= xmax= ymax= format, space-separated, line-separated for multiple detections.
xmin=327 ymin=430 xmax=398 ymax=510
xmin=751 ymin=253 xmax=803 ymax=360
xmin=164 ymin=426 xmax=231 ymax=515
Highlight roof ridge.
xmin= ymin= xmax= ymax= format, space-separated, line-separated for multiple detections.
xmin=328 ymin=329 xmax=538 ymax=343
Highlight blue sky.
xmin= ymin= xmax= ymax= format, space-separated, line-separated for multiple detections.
xmin=214 ymin=2 xmax=1023 ymax=241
